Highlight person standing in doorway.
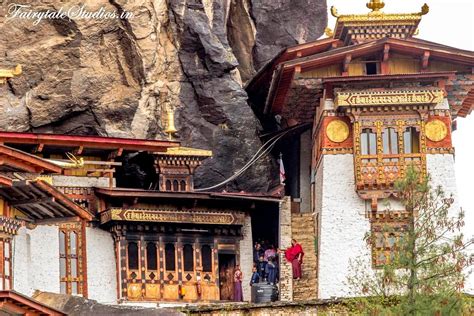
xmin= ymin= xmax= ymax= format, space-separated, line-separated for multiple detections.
xmin=284 ymin=239 xmax=304 ymax=280
xmin=250 ymin=265 xmax=260 ymax=286
xmin=265 ymin=257 xmax=277 ymax=285
xmin=233 ymin=264 xmax=243 ymax=301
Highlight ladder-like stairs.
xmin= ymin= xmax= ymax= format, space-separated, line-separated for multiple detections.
xmin=291 ymin=213 xmax=318 ymax=301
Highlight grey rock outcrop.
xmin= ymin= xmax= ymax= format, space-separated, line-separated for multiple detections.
xmin=0 ymin=0 xmax=327 ymax=192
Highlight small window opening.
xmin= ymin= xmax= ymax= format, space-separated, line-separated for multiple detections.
xmin=366 ymin=62 xmax=378 ymax=75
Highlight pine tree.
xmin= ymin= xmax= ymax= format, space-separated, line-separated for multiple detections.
xmin=347 ymin=167 xmax=473 ymax=315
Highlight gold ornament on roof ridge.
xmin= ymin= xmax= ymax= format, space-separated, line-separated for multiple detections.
xmin=165 ymin=105 xmax=178 ymax=140
xmin=367 ymin=0 xmax=385 ymax=13
xmin=330 ymin=1 xmax=430 ymax=21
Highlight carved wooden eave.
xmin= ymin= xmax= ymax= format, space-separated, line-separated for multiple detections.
xmin=0 ymin=177 xmax=93 ymax=222
xmin=0 ymin=65 xmax=22 ymax=84
xmin=258 ymin=37 xmax=474 ymax=119
xmin=329 ymin=2 xmax=429 ymax=45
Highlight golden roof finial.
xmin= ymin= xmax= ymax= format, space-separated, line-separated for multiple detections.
xmin=324 ymin=27 xmax=334 ymax=38
xmin=0 ymin=64 xmax=22 ymax=84
xmin=367 ymin=0 xmax=385 ymax=12
xmin=165 ymin=106 xmax=178 ymax=140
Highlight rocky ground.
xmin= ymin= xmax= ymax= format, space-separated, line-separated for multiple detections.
xmin=0 ymin=0 xmax=326 ymax=192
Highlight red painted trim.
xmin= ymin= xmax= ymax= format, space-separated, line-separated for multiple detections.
xmin=0 ymin=290 xmax=66 ymax=315
xmin=95 ymin=187 xmax=281 ymax=203
xmin=0 ymin=132 xmax=179 ymax=153
xmin=0 ymin=145 xmax=62 ymax=174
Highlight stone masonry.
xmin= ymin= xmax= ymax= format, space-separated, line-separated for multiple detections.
xmin=291 ymin=213 xmax=318 ymax=301
xmin=278 ymin=196 xmax=293 ymax=302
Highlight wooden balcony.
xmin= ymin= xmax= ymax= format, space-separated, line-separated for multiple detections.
xmin=355 ymin=153 xmax=425 ymax=191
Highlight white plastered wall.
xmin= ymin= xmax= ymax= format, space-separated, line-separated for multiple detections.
xmin=316 ymin=154 xmax=371 ymax=299
xmin=13 ymin=225 xmax=60 ymax=296
xmin=86 ymin=226 xmax=118 ymax=304
xmin=426 ymin=154 xmax=473 ymax=294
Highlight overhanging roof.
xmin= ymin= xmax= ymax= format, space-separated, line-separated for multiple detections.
xmin=256 ymin=37 xmax=474 ymax=117
xmin=0 ymin=145 xmax=62 ymax=174
xmin=95 ymin=187 xmax=281 ymax=203
xmin=0 ymin=131 xmax=179 ymax=157
xmin=0 ymin=177 xmax=93 ymax=221
xmin=0 ymin=290 xmax=65 ymax=315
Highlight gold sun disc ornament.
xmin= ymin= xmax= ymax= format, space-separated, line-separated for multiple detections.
xmin=425 ymin=119 xmax=448 ymax=142
xmin=326 ymin=120 xmax=350 ymax=143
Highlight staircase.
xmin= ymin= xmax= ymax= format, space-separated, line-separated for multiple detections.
xmin=291 ymin=213 xmax=318 ymax=301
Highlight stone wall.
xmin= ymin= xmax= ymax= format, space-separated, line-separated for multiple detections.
xmin=85 ymin=226 xmax=117 ymax=304
xmin=13 ymin=225 xmax=60 ymax=296
xmin=51 ymin=175 xmax=112 ymax=188
xmin=316 ymin=154 xmax=370 ymax=299
xmin=239 ymin=215 xmax=253 ymax=301
xmin=278 ymin=196 xmax=293 ymax=302
xmin=291 ymin=213 xmax=317 ymax=301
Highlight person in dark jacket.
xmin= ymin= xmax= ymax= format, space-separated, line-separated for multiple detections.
xmin=265 ymin=258 xmax=277 ymax=285
xmin=257 ymin=255 xmax=267 ymax=281
xmin=253 ymin=242 xmax=264 ymax=264
xmin=250 ymin=266 xmax=260 ymax=286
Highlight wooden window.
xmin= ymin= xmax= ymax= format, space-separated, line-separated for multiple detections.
xmin=0 ymin=239 xmax=12 ymax=290
xmin=59 ymin=224 xmax=85 ymax=295
xmin=165 ymin=243 xmax=175 ymax=271
xmin=146 ymin=242 xmax=157 ymax=270
xmin=404 ymin=127 xmax=420 ymax=154
xmin=371 ymin=218 xmax=409 ymax=267
xmin=173 ymin=180 xmax=179 ymax=192
xmin=361 ymin=128 xmax=377 ymax=155
xmin=201 ymin=245 xmax=212 ymax=272
xmin=165 ymin=180 xmax=172 ymax=191
xmin=127 ymin=242 xmax=139 ymax=270
xmin=180 ymin=180 xmax=186 ymax=191
xmin=183 ymin=244 xmax=194 ymax=272
xmin=382 ymin=128 xmax=399 ymax=154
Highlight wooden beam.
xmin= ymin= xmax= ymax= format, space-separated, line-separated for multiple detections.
xmin=0 ymin=157 xmax=36 ymax=173
xmin=18 ymin=205 xmax=44 ymax=219
xmin=342 ymin=54 xmax=352 ymax=76
xmin=35 ymin=216 xmax=81 ymax=225
xmin=74 ymin=145 xmax=84 ymax=155
xmin=34 ymin=143 xmax=44 ymax=153
xmin=10 ymin=197 xmax=54 ymax=207
xmin=34 ymin=203 xmax=56 ymax=218
xmin=421 ymin=50 xmax=430 ymax=71
xmin=381 ymin=44 xmax=390 ymax=75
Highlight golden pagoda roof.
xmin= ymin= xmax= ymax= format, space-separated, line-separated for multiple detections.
xmin=328 ymin=1 xmax=429 ymax=45
xmin=160 ymin=146 xmax=213 ymax=157
xmin=0 ymin=65 xmax=22 ymax=84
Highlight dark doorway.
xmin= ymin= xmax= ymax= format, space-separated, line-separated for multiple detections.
xmin=218 ymin=253 xmax=235 ymax=301
xmin=251 ymin=203 xmax=279 ymax=250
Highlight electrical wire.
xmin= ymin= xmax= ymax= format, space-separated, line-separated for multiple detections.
xmin=195 ymin=124 xmax=304 ymax=192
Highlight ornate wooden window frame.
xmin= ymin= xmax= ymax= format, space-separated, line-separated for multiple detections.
xmin=59 ymin=222 xmax=87 ymax=296
xmin=370 ymin=212 xmax=410 ymax=268
xmin=0 ymin=239 xmax=12 ymax=290
xmin=354 ymin=118 xmax=427 ymax=192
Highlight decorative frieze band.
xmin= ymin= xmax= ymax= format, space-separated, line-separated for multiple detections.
xmin=101 ymin=208 xmax=246 ymax=226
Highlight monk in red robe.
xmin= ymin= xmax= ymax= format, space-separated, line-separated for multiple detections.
xmin=284 ymin=239 xmax=304 ymax=280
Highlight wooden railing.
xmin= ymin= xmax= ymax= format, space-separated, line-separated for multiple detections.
xmin=355 ymin=153 xmax=425 ymax=190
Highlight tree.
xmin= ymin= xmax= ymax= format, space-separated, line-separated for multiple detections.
xmin=347 ymin=167 xmax=474 ymax=315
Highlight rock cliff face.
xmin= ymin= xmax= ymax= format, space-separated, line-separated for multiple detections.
xmin=0 ymin=0 xmax=326 ymax=191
